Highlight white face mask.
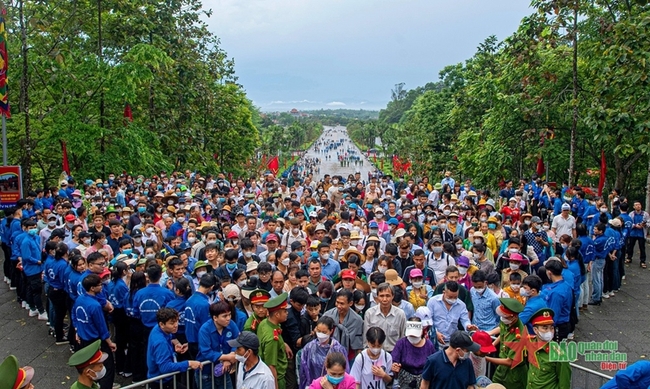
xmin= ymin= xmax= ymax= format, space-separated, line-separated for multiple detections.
xmin=369 ymin=347 xmax=382 ymax=355
xmin=536 ymin=330 xmax=554 ymax=342
xmin=407 ymin=336 xmax=421 ymax=345
xmin=196 ymin=271 xmax=207 ymax=278
xmin=316 ymin=332 xmax=330 ymax=343
xmin=403 ymin=213 xmax=411 ymax=219
xmin=509 ymin=263 xmax=520 ymax=271
xmin=89 ymin=365 xmax=106 ymax=381
xmin=378 ymin=266 xmax=387 ymax=274
xmin=281 ymin=258 xmax=291 ymax=266
xmin=371 ymin=288 xmax=377 ymax=297
xmin=188 ymin=237 xmax=196 ymax=244
xmin=235 ymin=352 xmax=248 ymax=363
xmin=520 ymin=288 xmax=530 ymax=297
xmin=500 ymin=316 xmax=514 ymax=325
xmin=412 ymin=281 xmax=423 ymax=288
xmin=47 ymin=221 xmax=57 ymax=228
xmin=455 ymin=244 xmax=463 ymax=251
xmin=238 ymin=280 xmax=247 ymax=287
xmin=439 ymin=223 xmax=447 ymax=230
xmin=355 ymin=304 xmax=365 ymax=311
xmin=474 ymin=287 xmax=485 ymax=294
xmin=474 ymin=239 xmax=482 ymax=245
xmin=508 ymin=248 xmax=519 ymax=254
xmin=458 ymin=267 xmax=468 ymax=275
xmin=146 ymin=227 xmax=154 ymax=234
xmin=445 ymin=298 xmax=457 ymax=305
xmin=510 ymin=284 xmax=521 ymax=291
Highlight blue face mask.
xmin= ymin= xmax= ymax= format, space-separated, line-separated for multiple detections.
xmin=157 ymin=185 xmax=163 ymax=190
xmin=219 ymin=198 xmax=226 ymax=203
xmin=488 ymin=223 xmax=497 ymax=229
xmin=320 ymin=297 xmax=330 ymax=303
xmin=310 ymin=251 xmax=319 ymax=259
xmin=226 ymin=262 xmax=238 ymax=271
xmin=248 ymin=200 xmax=255 ymax=204
xmin=28 ymin=228 xmax=38 ymax=236
xmin=327 ymin=375 xmax=344 ymax=385
xmin=138 ymin=207 xmax=146 ymax=214
xmin=122 ymin=249 xmax=133 ymax=256
xmin=143 ymin=191 xmax=149 ymax=196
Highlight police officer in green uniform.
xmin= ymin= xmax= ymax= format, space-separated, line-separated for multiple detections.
xmin=527 ymin=308 xmax=571 ymax=389
xmin=486 ymin=298 xmax=528 ymax=389
xmin=258 ymin=292 xmax=289 ymax=389
xmin=68 ymin=340 xmax=109 ymax=389
xmin=0 ymin=355 xmax=34 ymax=389
xmin=244 ymin=288 xmax=271 ymax=333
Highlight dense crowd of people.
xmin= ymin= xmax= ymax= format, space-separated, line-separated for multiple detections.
xmin=0 ymin=129 xmax=649 ymax=389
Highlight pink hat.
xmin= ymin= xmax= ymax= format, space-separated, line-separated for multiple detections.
xmin=72 ymin=189 xmax=82 ymax=197
xmin=409 ymin=268 xmax=423 ymax=279
xmin=509 ymin=253 xmax=525 ymax=263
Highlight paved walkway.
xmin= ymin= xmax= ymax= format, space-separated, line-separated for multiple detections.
xmin=301 ymin=125 xmax=379 ymax=182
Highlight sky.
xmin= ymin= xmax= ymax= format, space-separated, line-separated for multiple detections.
xmin=202 ymin=1 xmax=533 ymax=112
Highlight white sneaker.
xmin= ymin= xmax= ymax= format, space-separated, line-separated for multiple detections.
xmin=622 ymin=275 xmax=626 ymax=280
xmin=38 ymin=312 xmax=48 ymax=321
xmin=21 ymin=301 xmax=26 ymax=308
xmin=567 ymin=332 xmax=575 ymax=340
xmin=603 ymin=292 xmax=611 ymax=299
xmin=9 ymin=286 xmax=16 ymax=290
xmin=28 ymin=309 xmax=38 ymax=317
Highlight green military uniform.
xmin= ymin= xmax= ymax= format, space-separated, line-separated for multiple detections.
xmin=258 ymin=293 xmax=289 ymax=389
xmin=68 ymin=340 xmax=107 ymax=389
xmin=526 ymin=308 xmax=571 ymax=389
xmin=0 ymin=355 xmax=34 ymax=389
xmin=244 ymin=289 xmax=271 ymax=334
xmin=492 ymin=298 xmax=528 ymax=389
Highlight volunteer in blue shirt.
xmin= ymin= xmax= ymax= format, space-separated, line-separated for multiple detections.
xmin=196 ymin=300 xmax=239 ymax=389
xmin=20 ymin=220 xmax=47 ymax=320
xmin=77 ymin=252 xmax=113 ymax=313
xmin=184 ymin=273 xmax=218 ymax=359
xmin=519 ymin=275 xmax=548 ymax=333
xmin=542 ymin=258 xmax=573 ymax=341
xmin=147 ymin=307 xmax=201 ymax=387
xmin=72 ymin=273 xmax=117 ymax=389
xmin=590 ymin=223 xmax=610 ymax=306
xmin=107 ymin=261 xmax=131 ymax=377
xmin=45 ymin=242 xmax=71 ymax=344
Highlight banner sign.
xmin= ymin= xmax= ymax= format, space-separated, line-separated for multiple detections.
xmin=0 ymin=165 xmax=22 ymax=209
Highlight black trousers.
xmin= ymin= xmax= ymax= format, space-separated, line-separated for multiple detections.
xmin=555 ymin=322 xmax=571 ymax=342
xmin=1 ymin=243 xmax=11 ymax=281
xmin=79 ymin=338 xmax=115 ymax=389
xmin=129 ymin=318 xmax=151 ymax=382
xmin=48 ymin=288 xmax=68 ymax=341
xmin=112 ymin=308 xmax=130 ymax=374
xmin=25 ymin=273 xmax=44 ymax=313
xmin=627 ymin=236 xmax=647 ymax=263
xmin=66 ymin=297 xmax=78 ymax=350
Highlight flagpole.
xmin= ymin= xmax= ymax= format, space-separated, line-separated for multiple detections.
xmin=2 ymin=113 xmax=6 ymax=165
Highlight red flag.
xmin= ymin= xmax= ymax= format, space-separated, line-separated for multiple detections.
xmin=598 ymin=149 xmax=606 ymax=196
xmin=0 ymin=9 xmax=10 ymax=118
xmin=123 ymin=103 xmax=133 ymax=123
xmin=536 ymin=157 xmax=545 ymax=177
xmin=61 ymin=140 xmax=70 ymax=175
xmin=267 ymin=156 xmax=279 ymax=175
xmin=402 ymin=160 xmax=411 ymax=174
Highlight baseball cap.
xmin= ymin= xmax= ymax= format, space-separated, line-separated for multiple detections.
xmin=387 ymin=218 xmax=399 ymax=226
xmin=227 ymin=331 xmax=260 ymax=351
xmin=368 ymin=221 xmax=378 ymax=228
xmin=340 ymin=269 xmax=356 ymax=280
xmin=449 ymin=330 xmax=480 ymax=353
xmin=405 ymin=321 xmax=423 ymax=337
xmin=266 ymin=234 xmax=279 ymax=242
xmin=415 ymin=307 xmax=433 ymax=327
xmin=64 ymin=214 xmax=76 ymax=222
xmin=472 ymin=331 xmax=496 ymax=354
xmin=561 ymin=203 xmax=571 ymax=211
xmin=409 ymin=268 xmax=423 ymax=279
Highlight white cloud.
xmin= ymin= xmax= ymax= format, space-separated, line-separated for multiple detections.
xmin=326 ymin=101 xmax=346 ymax=107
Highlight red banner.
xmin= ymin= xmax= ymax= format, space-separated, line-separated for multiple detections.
xmin=123 ymin=103 xmax=133 ymax=123
xmin=536 ymin=157 xmax=545 ymax=177
xmin=267 ymin=156 xmax=279 ymax=175
xmin=598 ymin=149 xmax=607 ymax=196
xmin=61 ymin=140 xmax=70 ymax=175
xmin=0 ymin=165 xmax=22 ymax=209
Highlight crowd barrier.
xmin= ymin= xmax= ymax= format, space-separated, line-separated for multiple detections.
xmin=124 ymin=360 xmax=613 ymax=389
xmin=569 ymin=362 xmax=614 ymax=389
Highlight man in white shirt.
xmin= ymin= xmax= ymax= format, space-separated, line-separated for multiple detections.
xmin=551 ymin=203 xmax=577 ymax=242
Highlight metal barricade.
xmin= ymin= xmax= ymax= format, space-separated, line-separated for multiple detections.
xmin=570 ymin=362 xmax=613 ymax=389
xmin=120 ymin=361 xmax=220 ymax=389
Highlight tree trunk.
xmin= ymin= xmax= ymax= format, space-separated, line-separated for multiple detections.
xmin=19 ymin=0 xmax=31 ymax=190
xmin=568 ymin=6 xmax=578 ymax=188
xmin=98 ymin=0 xmax=105 ymax=176
xmin=614 ymin=154 xmax=624 ymax=192
xmin=645 ymin=154 xmax=650 ymax=215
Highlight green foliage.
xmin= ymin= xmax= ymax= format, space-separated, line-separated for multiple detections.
xmin=4 ymin=0 xmax=258 ymax=189
xmin=375 ymin=2 xmax=650 ymax=198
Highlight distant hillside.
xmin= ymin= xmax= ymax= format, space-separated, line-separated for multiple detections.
xmin=302 ymin=109 xmax=379 ymax=120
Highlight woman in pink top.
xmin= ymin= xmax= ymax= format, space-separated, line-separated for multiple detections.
xmin=83 ymin=231 xmax=114 ymax=259
xmin=309 ymin=352 xmax=356 ymax=389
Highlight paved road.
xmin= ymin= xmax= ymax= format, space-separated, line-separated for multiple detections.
xmin=301 ymin=125 xmax=380 ymax=182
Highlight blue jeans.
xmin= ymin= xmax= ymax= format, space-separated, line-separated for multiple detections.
xmin=612 ymin=251 xmax=622 ymax=290
xmin=591 ymin=258 xmax=606 ymax=302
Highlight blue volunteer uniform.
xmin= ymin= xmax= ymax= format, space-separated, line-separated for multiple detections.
xmin=146 ymin=324 xmax=189 ymax=379
xmin=184 ymin=291 xmax=211 ymax=343
xmin=72 ymin=292 xmax=110 ymax=341
xmin=133 ymin=283 xmax=175 ymax=328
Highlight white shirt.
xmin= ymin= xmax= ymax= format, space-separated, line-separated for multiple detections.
xmin=236 ymin=358 xmax=275 ymax=389
xmin=551 ymin=214 xmax=576 ymax=242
